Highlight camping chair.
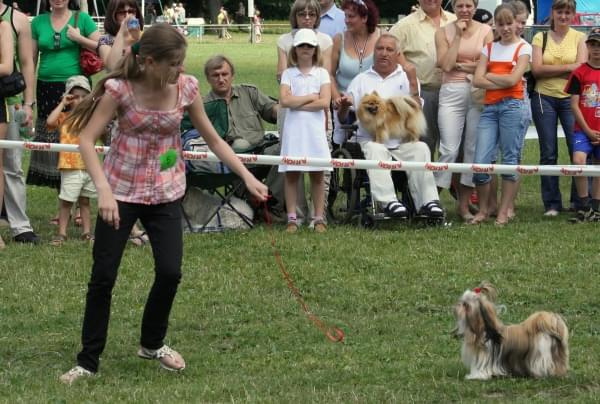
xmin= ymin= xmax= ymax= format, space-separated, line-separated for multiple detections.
xmin=181 ymin=99 xmax=275 ymax=233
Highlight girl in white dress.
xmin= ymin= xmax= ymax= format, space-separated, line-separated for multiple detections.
xmin=279 ymin=29 xmax=332 ymax=233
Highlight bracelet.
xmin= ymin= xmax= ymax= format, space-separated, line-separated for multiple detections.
xmin=24 ymin=101 xmax=36 ymax=108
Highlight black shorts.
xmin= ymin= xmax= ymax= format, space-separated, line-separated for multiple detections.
xmin=0 ymin=97 xmax=7 ymax=124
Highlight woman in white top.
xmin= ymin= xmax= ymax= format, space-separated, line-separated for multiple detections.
xmin=434 ymin=0 xmax=493 ymax=221
xmin=276 ymin=0 xmax=332 ymax=83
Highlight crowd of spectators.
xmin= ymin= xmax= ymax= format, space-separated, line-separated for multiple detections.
xmin=0 ymin=0 xmax=598 ymax=247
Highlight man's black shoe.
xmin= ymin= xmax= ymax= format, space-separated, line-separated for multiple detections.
xmin=13 ymin=231 xmax=41 ymax=244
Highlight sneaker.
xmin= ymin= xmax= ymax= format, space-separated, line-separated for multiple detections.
xmin=137 ymin=345 xmax=185 ymax=371
xmin=59 ymin=365 xmax=94 ymax=385
xmin=587 ymin=210 xmax=600 ymax=222
xmin=543 ymin=209 xmax=559 ymax=217
xmin=569 ymin=209 xmax=592 ymax=223
xmin=384 ymin=201 xmax=408 ymax=218
xmin=13 ymin=231 xmax=41 ymax=244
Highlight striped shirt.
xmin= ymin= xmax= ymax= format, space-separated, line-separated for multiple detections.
xmin=103 ymin=74 xmax=198 ymax=204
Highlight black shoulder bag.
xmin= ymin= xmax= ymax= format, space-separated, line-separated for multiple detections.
xmin=525 ymin=31 xmax=548 ymax=97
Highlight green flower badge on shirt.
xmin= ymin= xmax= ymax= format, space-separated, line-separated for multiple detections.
xmin=159 ymin=148 xmax=178 ymax=171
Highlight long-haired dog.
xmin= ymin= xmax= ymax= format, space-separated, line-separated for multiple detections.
xmin=453 ymin=282 xmax=569 ymax=380
xmin=356 ymin=91 xmax=426 ymax=144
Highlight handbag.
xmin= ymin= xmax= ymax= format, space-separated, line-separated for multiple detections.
xmin=0 ymin=60 xmax=26 ymax=97
xmin=525 ymin=31 xmax=548 ymax=97
xmin=73 ymin=12 xmax=104 ymax=76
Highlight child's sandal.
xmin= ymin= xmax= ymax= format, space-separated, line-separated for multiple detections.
xmin=50 ymin=234 xmax=67 ymax=246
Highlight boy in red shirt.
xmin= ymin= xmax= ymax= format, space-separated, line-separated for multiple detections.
xmin=565 ymin=27 xmax=600 ymax=222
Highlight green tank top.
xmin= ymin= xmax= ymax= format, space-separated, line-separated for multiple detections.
xmin=1 ymin=5 xmax=21 ymax=104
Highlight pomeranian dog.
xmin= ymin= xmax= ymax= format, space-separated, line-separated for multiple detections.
xmin=453 ymin=282 xmax=569 ymax=380
xmin=356 ymin=91 xmax=426 ymax=144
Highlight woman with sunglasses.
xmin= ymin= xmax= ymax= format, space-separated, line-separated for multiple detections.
xmin=27 ymin=0 xmax=99 ymax=199
xmin=277 ymin=0 xmax=333 ymax=83
xmin=98 ymin=0 xmax=143 ymax=72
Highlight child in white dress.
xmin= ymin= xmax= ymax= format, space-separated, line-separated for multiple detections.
xmin=279 ymin=28 xmax=332 ymax=233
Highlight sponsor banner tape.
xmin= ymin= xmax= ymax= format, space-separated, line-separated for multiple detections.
xmin=2 ymin=139 xmax=600 ymax=177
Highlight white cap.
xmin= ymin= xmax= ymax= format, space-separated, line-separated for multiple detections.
xmin=293 ymin=28 xmax=318 ymax=47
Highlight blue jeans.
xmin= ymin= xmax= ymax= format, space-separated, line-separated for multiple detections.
xmin=473 ymin=98 xmax=527 ymax=185
xmin=531 ymin=92 xmax=580 ymax=211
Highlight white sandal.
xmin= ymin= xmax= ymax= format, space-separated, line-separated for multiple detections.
xmin=137 ymin=345 xmax=185 ymax=371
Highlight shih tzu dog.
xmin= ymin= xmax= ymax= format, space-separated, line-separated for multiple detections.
xmin=453 ymin=282 xmax=569 ymax=380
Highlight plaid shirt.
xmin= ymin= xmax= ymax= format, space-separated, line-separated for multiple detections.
xmin=103 ymin=75 xmax=199 ymax=204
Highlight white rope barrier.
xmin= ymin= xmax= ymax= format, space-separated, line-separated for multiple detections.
xmin=2 ymin=139 xmax=600 ymax=177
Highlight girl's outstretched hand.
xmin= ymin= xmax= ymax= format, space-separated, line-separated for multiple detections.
xmin=245 ymin=176 xmax=269 ymax=203
xmin=97 ymin=189 xmax=120 ymax=229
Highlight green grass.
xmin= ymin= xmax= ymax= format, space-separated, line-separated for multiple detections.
xmin=2 ymin=35 xmax=600 ymax=403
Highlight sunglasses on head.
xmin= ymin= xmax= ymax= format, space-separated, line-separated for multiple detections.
xmin=53 ymin=32 xmax=61 ymax=50
xmin=350 ymin=0 xmax=367 ymax=10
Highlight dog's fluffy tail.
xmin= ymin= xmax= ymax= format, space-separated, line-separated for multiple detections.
xmin=387 ymin=96 xmax=427 ymax=141
xmin=528 ymin=311 xmax=569 ymax=376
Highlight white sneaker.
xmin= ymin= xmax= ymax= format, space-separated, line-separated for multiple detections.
xmin=543 ymin=209 xmax=559 ymax=217
xmin=59 ymin=365 xmax=94 ymax=385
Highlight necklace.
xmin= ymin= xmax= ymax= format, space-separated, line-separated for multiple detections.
xmin=350 ymin=32 xmax=369 ymax=70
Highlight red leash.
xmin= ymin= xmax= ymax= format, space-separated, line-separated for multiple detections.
xmin=262 ymin=201 xmax=345 ymax=343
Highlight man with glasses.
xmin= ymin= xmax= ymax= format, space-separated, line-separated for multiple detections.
xmin=0 ymin=0 xmax=40 ymax=243
xmin=318 ymin=0 xmax=345 ymax=39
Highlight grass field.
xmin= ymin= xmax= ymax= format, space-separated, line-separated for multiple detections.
xmin=1 ymin=34 xmax=600 ymax=402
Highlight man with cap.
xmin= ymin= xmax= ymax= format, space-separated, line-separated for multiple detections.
xmin=564 ymin=27 xmax=600 ymax=222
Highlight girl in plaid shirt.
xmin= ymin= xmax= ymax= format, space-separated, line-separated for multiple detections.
xmin=59 ymin=23 xmax=268 ymax=384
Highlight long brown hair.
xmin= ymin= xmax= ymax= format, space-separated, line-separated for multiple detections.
xmin=64 ymin=24 xmax=187 ymax=136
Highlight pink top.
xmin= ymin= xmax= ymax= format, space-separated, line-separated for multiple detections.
xmin=103 ymin=74 xmax=199 ymax=205
xmin=442 ymin=22 xmax=491 ymax=83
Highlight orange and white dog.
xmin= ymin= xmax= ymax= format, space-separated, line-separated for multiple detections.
xmin=453 ymin=282 xmax=569 ymax=380
xmin=356 ymin=91 xmax=426 ymax=144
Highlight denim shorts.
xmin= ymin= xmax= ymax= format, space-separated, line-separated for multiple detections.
xmin=572 ymin=130 xmax=600 ymax=160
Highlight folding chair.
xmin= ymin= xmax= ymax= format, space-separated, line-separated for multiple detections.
xmin=181 ymin=99 xmax=275 ymax=232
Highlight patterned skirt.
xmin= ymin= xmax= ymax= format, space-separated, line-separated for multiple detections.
xmin=26 ymin=80 xmax=66 ymax=189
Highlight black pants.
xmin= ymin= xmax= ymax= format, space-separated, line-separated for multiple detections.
xmin=77 ymin=200 xmax=183 ymax=372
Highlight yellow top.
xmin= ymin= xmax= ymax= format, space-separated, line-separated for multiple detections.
xmin=389 ymin=8 xmax=456 ymax=88
xmin=532 ymin=28 xmax=585 ymax=98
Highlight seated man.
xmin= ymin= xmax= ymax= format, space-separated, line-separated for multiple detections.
xmin=337 ymin=34 xmax=444 ymax=218
xmin=202 ymin=55 xmax=288 ymax=217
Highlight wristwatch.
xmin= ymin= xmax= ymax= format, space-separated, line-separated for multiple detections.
xmin=24 ymin=101 xmax=37 ymax=108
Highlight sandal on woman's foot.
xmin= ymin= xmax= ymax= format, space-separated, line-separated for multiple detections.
xmin=81 ymin=233 xmax=95 ymax=242
xmin=138 ymin=345 xmax=185 ymax=371
xmin=468 ymin=214 xmax=488 ymax=225
xmin=50 ymin=234 xmax=67 ymax=246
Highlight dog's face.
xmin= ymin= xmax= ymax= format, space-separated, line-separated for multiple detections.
xmin=358 ymin=92 xmax=385 ymax=118
xmin=454 ymin=290 xmax=483 ymax=339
